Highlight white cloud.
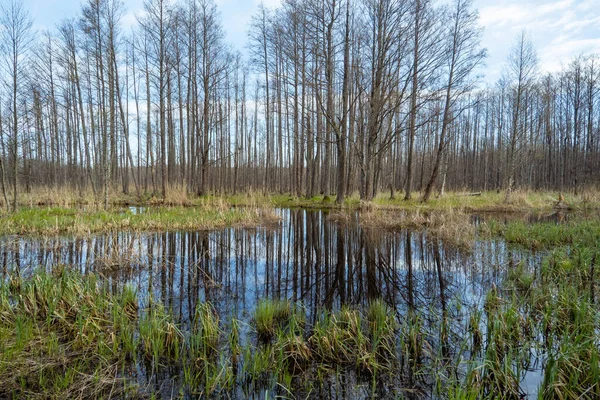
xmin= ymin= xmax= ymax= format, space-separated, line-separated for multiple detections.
xmin=479 ymin=4 xmax=530 ymax=28
xmin=477 ymin=0 xmax=600 ymax=82
xmin=541 ymin=37 xmax=600 ymax=71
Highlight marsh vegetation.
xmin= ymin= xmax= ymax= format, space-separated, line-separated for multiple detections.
xmin=0 ymin=208 xmax=599 ymax=398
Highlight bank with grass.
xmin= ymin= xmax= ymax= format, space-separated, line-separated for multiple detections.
xmin=4 ymin=188 xmax=599 ymax=237
xmin=0 ymin=204 xmax=279 ymax=236
xmin=8 ymin=187 xmax=600 ymax=212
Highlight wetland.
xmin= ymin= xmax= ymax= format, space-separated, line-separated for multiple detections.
xmin=0 ymin=207 xmax=598 ymax=399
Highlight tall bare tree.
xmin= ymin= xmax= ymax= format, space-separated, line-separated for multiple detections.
xmin=1 ymin=0 xmax=33 ymax=211
xmin=505 ymin=31 xmax=537 ymax=202
xmin=422 ymin=0 xmax=486 ymax=202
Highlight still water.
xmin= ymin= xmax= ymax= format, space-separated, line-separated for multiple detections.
xmin=0 ymin=209 xmax=544 ymax=398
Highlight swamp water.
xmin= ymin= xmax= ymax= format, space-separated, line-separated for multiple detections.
xmin=0 ymin=209 xmax=551 ymax=399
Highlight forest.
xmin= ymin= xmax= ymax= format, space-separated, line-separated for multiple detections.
xmin=0 ymin=0 xmax=597 ymax=210
xmin=2 ymin=1 xmax=600 ymax=398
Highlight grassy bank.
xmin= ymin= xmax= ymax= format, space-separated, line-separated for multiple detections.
xmin=212 ymin=189 xmax=600 ymax=212
xmin=481 ymin=218 xmax=600 ymax=250
xmin=8 ymin=186 xmax=600 ymax=212
xmin=0 ymin=202 xmax=279 ymax=236
xmin=2 ymin=191 xmax=597 ymax=243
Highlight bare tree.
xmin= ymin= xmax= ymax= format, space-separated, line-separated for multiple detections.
xmin=139 ymin=0 xmax=173 ymax=200
xmin=404 ymin=0 xmax=443 ymax=200
xmin=0 ymin=0 xmax=33 ymax=211
xmin=248 ymin=4 xmax=273 ymax=193
xmin=505 ymin=31 xmax=537 ymax=202
xmin=421 ymin=0 xmax=486 ymax=202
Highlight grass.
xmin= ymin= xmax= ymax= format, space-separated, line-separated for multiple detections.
xmin=481 ymin=218 xmax=600 ymax=250
xmin=0 ymin=203 xmax=280 ymax=236
xmin=0 ymin=270 xmax=404 ymax=398
xmin=139 ymin=301 xmax=182 ymax=364
xmin=233 ymin=189 xmax=600 ymax=212
xmin=0 ymin=268 xmax=138 ymax=398
xmin=253 ymin=299 xmax=295 ymax=342
xmin=8 ymin=185 xmax=600 ymax=212
xmin=447 ymin=217 xmax=600 ymax=399
xmin=215 ymin=189 xmax=600 ymax=214
xmin=360 ymin=208 xmax=476 ymax=249
xmin=374 ymin=188 xmax=600 ymax=212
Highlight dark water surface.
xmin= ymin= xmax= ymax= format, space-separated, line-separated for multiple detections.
xmin=0 ymin=208 xmax=546 ymax=398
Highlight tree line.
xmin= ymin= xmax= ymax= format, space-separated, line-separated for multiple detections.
xmin=0 ymin=0 xmax=598 ymax=210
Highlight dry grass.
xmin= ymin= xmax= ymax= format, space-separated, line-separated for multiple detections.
xmin=4 ymin=185 xmax=600 ymax=211
xmin=374 ymin=188 xmax=600 ymax=212
xmin=327 ymin=210 xmax=352 ymax=224
xmin=19 ymin=186 xmax=97 ymax=208
xmin=360 ymin=208 xmax=475 ymax=249
xmin=161 ymin=186 xmax=193 ymax=206
xmin=93 ymin=240 xmax=143 ymax=273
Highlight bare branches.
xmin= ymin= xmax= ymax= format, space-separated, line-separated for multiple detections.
xmin=0 ymin=0 xmax=596 ymax=206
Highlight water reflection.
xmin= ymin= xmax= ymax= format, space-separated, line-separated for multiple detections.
xmin=0 ymin=209 xmax=542 ymax=398
xmin=1 ymin=210 xmax=530 ymax=323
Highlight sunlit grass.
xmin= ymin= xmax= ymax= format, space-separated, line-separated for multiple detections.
xmin=0 ymin=204 xmax=280 ymax=235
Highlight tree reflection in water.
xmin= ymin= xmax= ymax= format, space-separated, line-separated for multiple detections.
xmin=0 ymin=209 xmax=535 ymax=398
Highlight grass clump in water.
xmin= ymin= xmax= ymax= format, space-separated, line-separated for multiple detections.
xmin=189 ymin=302 xmax=221 ymax=369
xmin=1 ymin=270 xmax=408 ymax=398
xmin=366 ymin=299 xmax=398 ymax=363
xmin=360 ymin=208 xmax=475 ymax=249
xmin=452 ymin=227 xmax=600 ymax=399
xmin=273 ymin=314 xmax=312 ymax=375
xmin=0 ymin=268 xmax=138 ymax=398
xmin=506 ymin=261 xmax=535 ymax=292
xmin=254 ymin=299 xmax=293 ymax=342
xmin=139 ymin=301 xmax=183 ymax=364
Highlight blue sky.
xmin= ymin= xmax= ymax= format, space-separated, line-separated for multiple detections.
xmin=23 ymin=0 xmax=600 ymax=83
